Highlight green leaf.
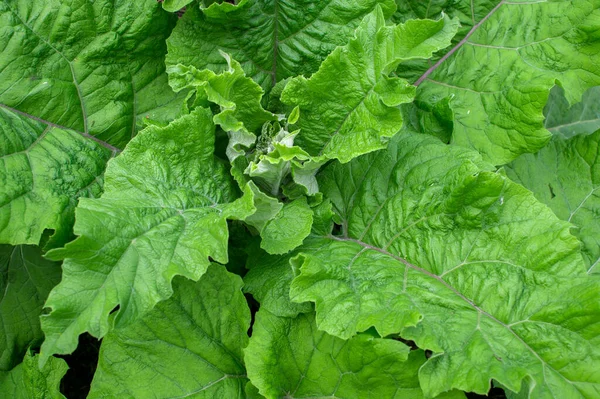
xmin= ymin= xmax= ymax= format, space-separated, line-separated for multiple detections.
xmin=0 ymin=0 xmax=185 ymax=149
xmin=243 ymin=182 xmax=284 ymax=233
xmin=400 ymin=0 xmax=600 ymax=164
xmin=281 ymin=8 xmax=459 ymax=162
xmin=162 ymin=0 xmax=193 ymax=13
xmin=39 ymin=107 xmax=255 ymax=365
xmin=245 ymin=310 xmax=465 ymax=399
xmin=400 ymin=96 xmax=454 ymax=144
xmin=88 ymin=264 xmax=250 ymax=398
xmin=260 ymin=197 xmax=313 ymax=255
xmin=166 ymin=0 xmax=396 ymax=91
xmin=0 ymin=107 xmax=111 ymax=246
xmin=289 ymin=132 xmax=600 ymax=397
xmin=168 ymin=53 xmax=277 ymax=135
xmin=506 ymin=130 xmax=600 ymax=274
xmin=243 ymin=246 xmax=312 ymax=318
xmin=545 ymin=85 xmax=600 ymax=139
xmin=0 ymin=351 xmax=67 ymax=399
xmin=0 ymin=245 xmax=61 ymax=370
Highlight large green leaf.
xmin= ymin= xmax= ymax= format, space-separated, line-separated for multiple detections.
xmin=0 ymin=0 xmax=185 ymax=149
xmin=0 ymin=245 xmax=61 ymax=371
xmin=88 ymin=264 xmax=250 ymax=398
xmin=281 ymin=8 xmax=459 ymax=162
xmin=39 ymin=107 xmax=255 ymax=365
xmin=396 ymin=0 xmax=600 ymax=164
xmin=544 ymin=85 xmax=600 ymax=139
xmin=246 ymin=310 xmax=466 ymax=399
xmin=0 ymin=107 xmax=111 ymax=246
xmin=166 ymin=0 xmax=396 ymax=91
xmin=289 ymin=133 xmax=600 ymax=397
xmin=506 ymin=130 xmax=600 ymax=274
xmin=0 ymin=351 xmax=67 ymax=399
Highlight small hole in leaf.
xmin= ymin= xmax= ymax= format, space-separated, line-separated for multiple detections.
xmin=331 ymin=223 xmax=343 ymax=236
xmin=244 ymin=293 xmax=260 ymax=337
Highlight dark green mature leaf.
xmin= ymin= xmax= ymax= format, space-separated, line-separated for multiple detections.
xmin=289 ymin=133 xmax=600 ymax=397
xmin=162 ymin=0 xmax=193 ymax=13
xmin=0 ymin=0 xmax=185 ymax=149
xmin=39 ymin=107 xmax=255 ymax=365
xmin=0 ymin=107 xmax=111 ymax=246
xmin=397 ymin=0 xmax=600 ymax=164
xmin=0 ymin=351 xmax=67 ymax=399
xmin=88 ymin=264 xmax=250 ymax=398
xmin=166 ymin=0 xmax=396 ymax=91
xmin=545 ymin=85 xmax=600 ymax=139
xmin=244 ymin=246 xmax=312 ymax=318
xmin=245 ymin=310 xmax=466 ymax=399
xmin=506 ymin=130 xmax=600 ymax=274
xmin=0 ymin=245 xmax=61 ymax=370
xmin=281 ymin=8 xmax=459 ymax=162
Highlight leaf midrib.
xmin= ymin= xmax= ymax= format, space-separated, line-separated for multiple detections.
xmin=0 ymin=104 xmax=120 ymax=154
xmin=414 ymin=0 xmax=506 ymax=86
xmin=4 ymin=3 xmax=89 ymax=134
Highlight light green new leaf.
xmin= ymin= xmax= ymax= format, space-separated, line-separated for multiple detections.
xmin=239 ymin=172 xmax=313 ymax=256
xmin=289 ymin=133 xmax=600 ymax=397
xmin=0 ymin=245 xmax=61 ymax=371
xmin=39 ymin=107 xmax=255 ymax=366
xmin=0 ymin=351 xmax=67 ymax=399
xmin=88 ymin=264 xmax=250 ymax=398
xmin=166 ymin=0 xmax=396 ymax=91
xmin=260 ymin=198 xmax=313 ymax=255
xmin=399 ymin=0 xmax=600 ymax=164
xmin=168 ymin=53 xmax=277 ymax=135
xmin=245 ymin=310 xmax=466 ymax=399
xmin=506 ymin=130 xmax=600 ymax=274
xmin=0 ymin=107 xmax=111 ymax=246
xmin=545 ymin=85 xmax=600 ymax=139
xmin=281 ymin=8 xmax=459 ymax=162
xmin=0 ymin=0 xmax=185 ymax=149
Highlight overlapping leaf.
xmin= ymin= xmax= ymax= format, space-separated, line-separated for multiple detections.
xmin=506 ymin=130 xmax=600 ymax=274
xmin=88 ymin=264 xmax=250 ymax=398
xmin=281 ymin=8 xmax=459 ymax=162
xmin=168 ymin=53 xmax=276 ymax=136
xmin=243 ymin=201 xmax=336 ymax=317
xmin=289 ymin=132 xmax=600 ymax=397
xmin=0 ymin=245 xmax=61 ymax=370
xmin=166 ymin=0 xmax=396 ymax=91
xmin=244 ymin=247 xmax=311 ymax=318
xmin=0 ymin=107 xmax=111 ymax=246
xmin=246 ymin=310 xmax=466 ymax=399
xmin=396 ymin=0 xmax=600 ymax=164
xmin=0 ymin=0 xmax=185 ymax=149
xmin=544 ymin=85 xmax=600 ymax=139
xmin=0 ymin=352 xmax=67 ymax=399
xmin=39 ymin=107 xmax=254 ymax=365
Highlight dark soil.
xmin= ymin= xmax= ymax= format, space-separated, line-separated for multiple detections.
xmin=58 ymin=334 xmax=101 ymax=399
